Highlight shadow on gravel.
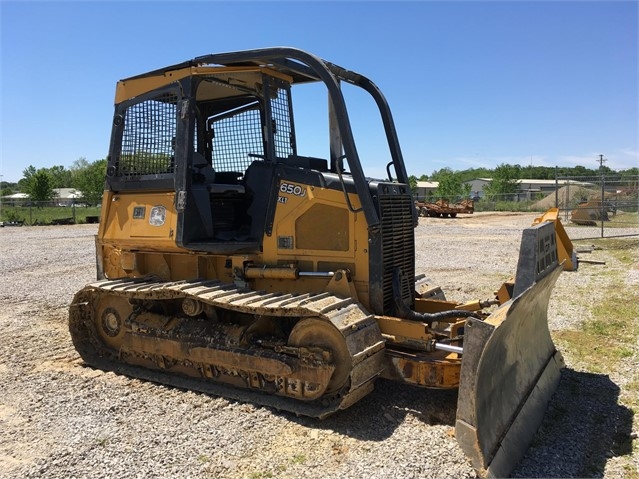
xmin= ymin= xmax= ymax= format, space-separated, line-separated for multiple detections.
xmin=287 ymin=368 xmax=634 ymax=478
xmin=286 ymin=378 xmax=459 ymax=441
xmin=512 ymin=368 xmax=634 ymax=478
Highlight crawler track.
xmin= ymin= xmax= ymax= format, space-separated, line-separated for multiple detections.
xmin=69 ymin=278 xmax=386 ymax=418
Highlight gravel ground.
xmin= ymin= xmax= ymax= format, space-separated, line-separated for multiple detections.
xmin=0 ymin=213 xmax=637 ymax=478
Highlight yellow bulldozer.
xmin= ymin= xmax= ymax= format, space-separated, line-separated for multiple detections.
xmin=69 ymin=47 xmax=563 ymax=478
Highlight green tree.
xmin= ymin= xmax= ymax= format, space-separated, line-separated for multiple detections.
xmin=18 ymin=165 xmax=37 ymax=191
xmin=408 ymin=175 xmax=418 ymax=197
xmin=483 ymin=163 xmax=521 ymax=201
xmin=47 ymin=165 xmax=73 ymax=188
xmin=72 ymin=158 xmax=107 ymax=205
xmin=70 ymin=157 xmax=90 ymax=175
xmin=431 ymin=168 xmax=471 ymax=201
xmin=457 ymin=167 xmax=492 ymax=183
xmin=21 ymin=167 xmax=54 ymax=204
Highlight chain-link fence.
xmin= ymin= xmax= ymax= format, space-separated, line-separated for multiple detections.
xmin=554 ymin=174 xmax=638 ymax=239
xmin=0 ymin=201 xmax=101 ymax=226
xmin=3 ymin=175 xmax=638 ymax=238
xmin=438 ymin=174 xmax=638 ymax=239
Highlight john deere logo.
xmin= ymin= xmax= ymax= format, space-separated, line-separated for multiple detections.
xmin=149 ymin=206 xmax=166 ymax=226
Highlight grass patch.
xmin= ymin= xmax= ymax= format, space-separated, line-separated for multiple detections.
xmin=552 ymin=248 xmax=639 ymax=474
xmin=553 ymin=330 xmax=622 ymax=375
xmin=555 ymin=285 xmax=639 ymax=373
xmin=624 ymin=380 xmax=639 ymax=410
xmin=571 ymin=212 xmax=639 ymax=229
xmin=0 ymin=205 xmax=101 ymax=225
xmin=554 ymin=267 xmax=638 ymax=374
xmin=567 ymin=236 xmax=639 ymax=474
xmin=290 ymin=454 xmax=307 ymax=464
xmin=249 ymin=472 xmax=273 ymax=479
xmin=607 ymin=211 xmax=639 ymax=228
xmin=596 ymin=238 xmax=639 ymax=262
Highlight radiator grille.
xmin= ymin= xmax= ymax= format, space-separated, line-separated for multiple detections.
xmin=379 ymin=194 xmax=415 ymax=313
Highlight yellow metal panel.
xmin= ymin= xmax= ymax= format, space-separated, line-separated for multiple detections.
xmin=100 ymin=192 xmax=179 ymax=251
xmin=115 ymin=66 xmax=294 ymax=104
xmin=97 ymin=191 xmax=111 ymax=238
xmin=532 ymin=208 xmax=576 ymax=271
xmin=268 ymin=181 xmax=362 ymax=259
xmin=382 ymin=350 xmax=461 ymax=389
xmin=295 ymin=204 xmax=349 ymax=251
xmin=259 ymin=179 xmax=371 ymax=309
xmin=376 ymin=315 xmax=431 ymax=341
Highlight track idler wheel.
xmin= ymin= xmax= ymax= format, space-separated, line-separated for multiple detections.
xmin=94 ymin=295 xmax=132 ymax=352
xmin=288 ymin=318 xmax=352 ymax=394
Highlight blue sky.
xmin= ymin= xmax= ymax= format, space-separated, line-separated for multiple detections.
xmin=1 ymin=1 xmax=637 ymax=183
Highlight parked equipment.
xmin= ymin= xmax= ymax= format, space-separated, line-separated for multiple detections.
xmin=416 ymin=198 xmax=474 ymax=218
xmin=570 ymin=200 xmax=610 ymax=226
xmin=69 ymin=48 xmax=563 ymax=478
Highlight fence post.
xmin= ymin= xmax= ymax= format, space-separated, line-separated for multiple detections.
xmin=554 ymin=166 xmax=558 ymax=209
xmin=601 ymin=173 xmax=605 ymax=238
xmin=599 ymin=154 xmax=606 ymax=238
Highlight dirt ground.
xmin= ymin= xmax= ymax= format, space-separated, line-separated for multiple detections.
xmin=0 ymin=212 xmax=637 ymax=478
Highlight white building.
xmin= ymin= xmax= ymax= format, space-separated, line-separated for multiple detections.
xmin=0 ymin=188 xmax=83 ymax=206
xmin=414 ymin=181 xmax=439 ymax=200
xmin=54 ymin=188 xmax=83 ymax=206
xmin=0 ymin=192 xmax=29 ymax=206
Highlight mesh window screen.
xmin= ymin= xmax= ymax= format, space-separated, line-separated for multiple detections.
xmin=118 ymin=92 xmax=178 ymax=177
xmin=210 ymin=83 xmax=294 ymax=174
xmin=211 ymin=105 xmax=264 ymax=173
xmin=271 ymin=87 xmax=294 ymax=159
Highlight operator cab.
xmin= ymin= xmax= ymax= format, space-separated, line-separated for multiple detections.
xmin=105 ymin=48 xmax=413 ymax=256
xmin=106 ymin=66 xmax=330 ymax=253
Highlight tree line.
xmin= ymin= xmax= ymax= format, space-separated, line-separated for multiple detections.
xmin=1 ymin=158 xmax=107 ymax=206
xmin=409 ymin=163 xmax=639 ymax=202
xmin=2 ymin=159 xmax=637 ymax=206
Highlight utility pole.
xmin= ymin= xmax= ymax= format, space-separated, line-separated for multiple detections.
xmin=598 ymin=154 xmax=607 ymax=238
xmin=598 ymin=154 xmax=607 ymax=169
xmin=0 ymin=174 xmax=3 ymax=223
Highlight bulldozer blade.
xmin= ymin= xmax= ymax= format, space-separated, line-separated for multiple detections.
xmin=455 ymin=222 xmax=565 ymax=478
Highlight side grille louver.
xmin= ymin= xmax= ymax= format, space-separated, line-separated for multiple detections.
xmin=378 ymin=195 xmax=415 ymax=313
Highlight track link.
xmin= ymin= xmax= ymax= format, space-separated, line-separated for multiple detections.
xmin=69 ymin=278 xmax=386 ymax=418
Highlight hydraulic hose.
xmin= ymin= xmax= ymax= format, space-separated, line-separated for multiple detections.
xmin=392 ymin=268 xmax=480 ymax=325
